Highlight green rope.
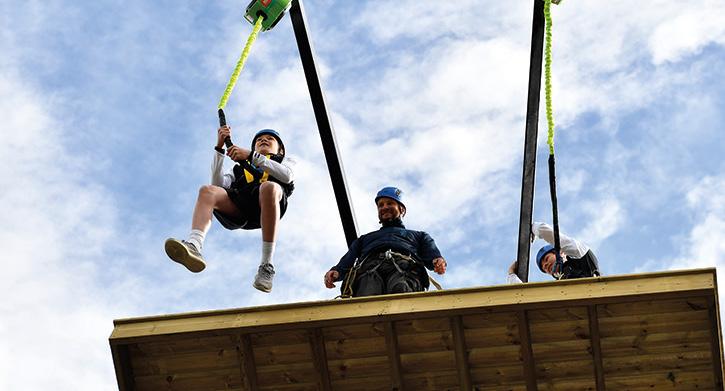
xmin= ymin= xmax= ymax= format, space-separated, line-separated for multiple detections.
xmin=544 ymin=0 xmax=555 ymax=155
xmin=218 ymin=16 xmax=264 ymax=109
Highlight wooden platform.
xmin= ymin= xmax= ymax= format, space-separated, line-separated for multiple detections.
xmin=109 ymin=269 xmax=724 ymax=390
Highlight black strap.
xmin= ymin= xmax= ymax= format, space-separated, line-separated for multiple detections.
xmin=548 ymin=154 xmax=564 ymax=269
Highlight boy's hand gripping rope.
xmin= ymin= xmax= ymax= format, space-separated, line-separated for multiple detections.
xmin=217 ymin=15 xmax=265 ymax=147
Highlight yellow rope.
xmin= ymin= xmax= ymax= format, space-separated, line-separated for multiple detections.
xmin=544 ymin=0 xmax=555 ymax=155
xmin=218 ymin=16 xmax=264 ymax=109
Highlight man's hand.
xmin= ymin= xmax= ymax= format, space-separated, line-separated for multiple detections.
xmin=432 ymin=257 xmax=447 ymax=275
xmin=324 ymin=270 xmax=339 ymax=289
xmin=227 ymin=145 xmax=252 ymax=162
xmin=217 ymin=125 xmax=231 ymax=148
xmin=508 ymin=260 xmax=517 ymax=275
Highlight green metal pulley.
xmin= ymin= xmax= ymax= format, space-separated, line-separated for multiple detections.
xmin=244 ymin=0 xmax=292 ymax=31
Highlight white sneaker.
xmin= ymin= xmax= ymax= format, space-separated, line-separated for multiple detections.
xmin=165 ymin=238 xmax=206 ymax=273
xmin=253 ymin=263 xmax=275 ymax=293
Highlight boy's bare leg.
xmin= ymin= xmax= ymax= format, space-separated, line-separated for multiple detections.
xmin=259 ymin=182 xmax=283 ymax=243
xmin=192 ymin=185 xmax=240 ymax=232
xmin=253 ymin=182 xmax=283 ymax=292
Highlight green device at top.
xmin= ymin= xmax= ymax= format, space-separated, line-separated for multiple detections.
xmin=244 ymin=0 xmax=292 ymax=31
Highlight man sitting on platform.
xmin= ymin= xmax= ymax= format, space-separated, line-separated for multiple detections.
xmin=323 ymin=187 xmax=447 ymax=297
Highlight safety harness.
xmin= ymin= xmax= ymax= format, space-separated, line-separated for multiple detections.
xmin=338 ymin=249 xmax=441 ymax=299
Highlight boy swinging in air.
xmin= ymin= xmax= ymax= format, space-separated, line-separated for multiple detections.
xmin=165 ymin=125 xmax=295 ymax=293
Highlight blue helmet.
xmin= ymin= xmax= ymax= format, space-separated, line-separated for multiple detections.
xmin=536 ymin=244 xmax=556 ymax=273
xmin=375 ymin=186 xmax=405 ymax=209
xmin=251 ymin=129 xmax=284 ymax=156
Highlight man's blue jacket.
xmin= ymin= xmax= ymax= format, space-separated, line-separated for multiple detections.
xmin=330 ymin=219 xmax=442 ymax=282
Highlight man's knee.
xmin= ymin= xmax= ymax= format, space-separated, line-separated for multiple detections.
xmin=386 ymin=273 xmax=422 ymax=294
xmin=259 ymin=181 xmax=282 ymax=200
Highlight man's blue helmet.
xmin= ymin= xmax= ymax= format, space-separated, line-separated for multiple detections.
xmin=536 ymin=244 xmax=556 ymax=273
xmin=375 ymin=186 xmax=405 ymax=209
xmin=251 ymin=129 xmax=284 ymax=156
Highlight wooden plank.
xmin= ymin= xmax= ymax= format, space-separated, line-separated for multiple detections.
xmin=396 ymin=330 xmax=452 ymax=354
xmin=330 ymin=374 xmax=395 ymax=391
xmin=132 ymin=369 xmax=244 ymax=391
xmin=450 ymin=316 xmax=472 ymax=390
xmin=308 ymin=328 xmax=332 ymax=391
xmin=399 ymin=350 xmax=456 ymax=373
xmin=324 ymin=335 xmax=387 ymax=360
xmin=402 ymin=369 xmax=459 ymax=390
xmin=588 ymin=305 xmax=605 ymax=391
xmin=327 ymin=355 xmax=390 ymax=380
xmin=469 ymin=363 xmax=525 ymax=387
xmin=110 ymin=269 xmax=717 ymax=341
xmin=239 ymin=334 xmax=258 ymax=391
xmin=531 ymin=339 xmax=592 ymax=362
xmin=322 ymin=322 xmax=386 ymax=340
xmin=597 ymin=297 xmax=709 ymax=317
xmin=130 ymin=347 xmax=239 ymax=377
xmin=603 ymin=350 xmax=713 ymax=374
xmin=252 ymin=342 xmax=313 ymax=366
xmin=518 ymin=310 xmax=537 ymax=391
xmin=110 ymin=344 xmax=135 ymax=391
xmin=708 ymin=297 xmax=724 ymax=390
xmin=605 ymin=369 xmax=715 ymax=389
xmin=467 ymin=345 xmax=522 ymax=366
xmin=395 ymin=317 xmax=450 ymax=334
xmin=254 ymin=361 xmax=318 ymax=388
xmin=385 ymin=322 xmax=404 ymax=390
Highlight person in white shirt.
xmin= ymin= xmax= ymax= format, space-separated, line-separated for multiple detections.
xmin=165 ymin=125 xmax=295 ymax=293
xmin=508 ymin=222 xmax=600 ymax=283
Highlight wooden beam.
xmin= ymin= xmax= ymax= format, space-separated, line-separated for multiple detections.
xmin=517 ymin=310 xmax=537 ymax=391
xmin=450 ymin=316 xmax=472 ymax=390
xmin=708 ymin=297 xmax=724 ymax=389
xmin=110 ymin=344 xmax=135 ymax=391
xmin=308 ymin=328 xmax=332 ymax=391
xmin=237 ymin=334 xmax=258 ymax=390
xmin=110 ymin=270 xmax=717 ymax=342
xmin=385 ymin=321 xmax=404 ymax=390
xmin=588 ymin=305 xmax=606 ymax=391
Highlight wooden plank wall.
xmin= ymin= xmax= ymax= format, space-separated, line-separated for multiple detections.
xmin=598 ymin=297 xmax=718 ymax=390
xmin=116 ymin=295 xmax=723 ymax=390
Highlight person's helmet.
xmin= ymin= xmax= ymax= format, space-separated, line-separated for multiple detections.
xmin=536 ymin=244 xmax=556 ymax=273
xmin=251 ymin=129 xmax=284 ymax=156
xmin=374 ymin=186 xmax=405 ymax=209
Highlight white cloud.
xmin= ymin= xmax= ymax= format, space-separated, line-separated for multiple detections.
xmin=0 ymin=72 xmax=121 ymax=390
xmin=577 ymin=196 xmax=625 ymax=250
xmin=668 ymin=176 xmax=725 ymax=270
xmin=648 ymin=3 xmax=725 ymax=65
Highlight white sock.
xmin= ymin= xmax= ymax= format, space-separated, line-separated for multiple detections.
xmin=187 ymin=229 xmax=206 ymax=251
xmin=261 ymin=241 xmax=275 ymax=266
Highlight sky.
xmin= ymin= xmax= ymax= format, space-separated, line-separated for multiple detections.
xmin=1 ymin=0 xmax=724 ymax=389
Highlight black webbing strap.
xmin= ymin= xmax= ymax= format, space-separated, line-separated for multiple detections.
xmin=548 ymin=154 xmax=564 ymax=273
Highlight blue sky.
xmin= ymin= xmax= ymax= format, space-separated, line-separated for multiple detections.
xmin=1 ymin=0 xmax=724 ymax=388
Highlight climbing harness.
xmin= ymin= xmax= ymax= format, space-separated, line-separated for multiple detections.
xmin=543 ymin=0 xmax=565 ymax=275
xmin=216 ymin=0 xmax=292 ymax=144
xmin=337 ymin=249 xmax=441 ymax=299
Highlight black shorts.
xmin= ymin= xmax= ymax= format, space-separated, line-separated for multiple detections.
xmin=213 ymin=184 xmax=288 ymax=230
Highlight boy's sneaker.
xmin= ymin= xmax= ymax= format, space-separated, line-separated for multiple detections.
xmin=165 ymin=238 xmax=206 ymax=273
xmin=253 ymin=263 xmax=275 ymax=293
